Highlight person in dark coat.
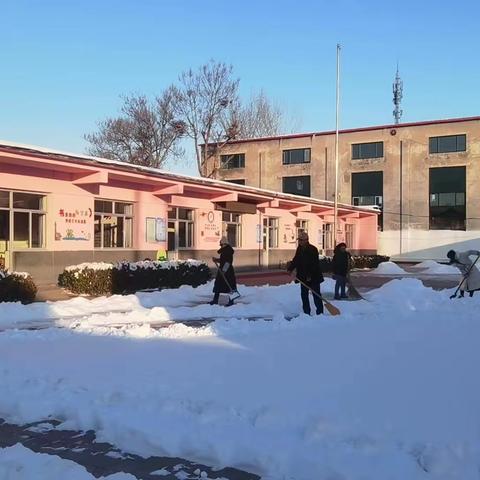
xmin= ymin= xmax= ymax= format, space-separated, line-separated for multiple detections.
xmin=210 ymin=236 xmax=237 ymax=305
xmin=287 ymin=231 xmax=324 ymax=315
xmin=332 ymin=242 xmax=352 ymax=300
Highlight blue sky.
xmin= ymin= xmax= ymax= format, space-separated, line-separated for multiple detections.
xmin=1 ymin=0 xmax=479 ymax=175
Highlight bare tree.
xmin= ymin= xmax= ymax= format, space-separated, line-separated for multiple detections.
xmin=173 ymin=60 xmax=239 ymax=175
xmin=85 ymin=88 xmax=184 ymax=169
xmin=234 ymin=90 xmax=284 ymax=139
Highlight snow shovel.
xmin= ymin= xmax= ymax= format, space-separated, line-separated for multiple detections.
xmin=295 ymin=277 xmax=341 ymax=316
xmin=450 ymin=254 xmax=480 ymax=299
xmin=346 ymin=273 xmax=364 ymax=300
xmin=213 ymin=259 xmax=241 ymax=305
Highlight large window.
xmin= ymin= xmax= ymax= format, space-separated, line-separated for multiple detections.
xmin=220 ymin=153 xmax=245 ymax=169
xmin=168 ymin=207 xmax=194 ymax=249
xmin=94 ymin=200 xmax=133 ymax=248
xmin=429 ymin=167 xmax=466 ymax=230
xmin=429 ymin=135 xmax=466 ymax=154
xmin=352 ymin=142 xmax=384 ymax=160
xmin=351 ymin=171 xmax=383 ymax=230
xmin=283 ymin=148 xmax=311 ymax=165
xmin=222 ymin=212 xmax=241 ymax=247
xmin=282 ymin=175 xmax=311 ymax=197
xmin=0 ymin=191 xmax=46 ymax=249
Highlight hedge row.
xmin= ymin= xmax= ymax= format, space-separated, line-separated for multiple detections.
xmin=58 ymin=260 xmax=212 ymax=295
xmin=319 ymin=254 xmax=390 ymax=273
xmin=0 ymin=271 xmax=37 ymax=304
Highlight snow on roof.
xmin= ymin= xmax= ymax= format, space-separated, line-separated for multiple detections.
xmin=0 ymin=139 xmax=376 ymax=214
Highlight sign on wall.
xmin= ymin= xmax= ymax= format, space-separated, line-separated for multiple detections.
xmin=55 ymin=208 xmax=91 ymax=241
xmin=201 ymin=211 xmax=221 ymax=243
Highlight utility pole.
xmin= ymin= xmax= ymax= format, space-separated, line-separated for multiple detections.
xmin=333 ymin=43 xmax=341 ymax=248
xmin=393 ymin=64 xmax=403 ymax=124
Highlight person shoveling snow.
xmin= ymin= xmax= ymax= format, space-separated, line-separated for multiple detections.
xmin=209 ymin=236 xmax=240 ymax=306
xmin=447 ymin=249 xmax=480 ymax=298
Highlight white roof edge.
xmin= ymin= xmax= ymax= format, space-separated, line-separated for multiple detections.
xmin=0 ymin=139 xmax=376 ymax=214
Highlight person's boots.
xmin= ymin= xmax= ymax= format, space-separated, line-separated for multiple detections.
xmin=209 ymin=293 xmax=220 ymax=305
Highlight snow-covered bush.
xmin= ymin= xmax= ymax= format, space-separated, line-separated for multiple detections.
xmin=58 ymin=260 xmax=212 ymax=295
xmin=319 ymin=254 xmax=390 ymax=272
xmin=0 ymin=270 xmax=37 ymax=304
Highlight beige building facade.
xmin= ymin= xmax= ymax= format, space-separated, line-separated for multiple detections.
xmin=204 ymin=116 xmax=480 ymax=260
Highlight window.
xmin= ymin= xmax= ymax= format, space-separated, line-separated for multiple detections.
xmin=283 ymin=148 xmax=311 ymax=165
xmin=351 ymin=171 xmax=383 ymax=230
xmin=352 ymin=142 xmax=384 ymax=160
xmin=322 ymin=223 xmax=334 ymax=251
xmin=345 ymin=224 xmax=355 ymax=248
xmin=295 ymin=219 xmax=308 ymax=238
xmin=167 ymin=207 xmax=194 ymax=249
xmin=0 ymin=191 xmax=47 ymax=249
xmin=222 ymin=212 xmax=242 ymax=247
xmin=429 ymin=167 xmax=466 ymax=230
xmin=282 ymin=176 xmax=311 ymax=197
xmin=220 ymin=153 xmax=245 ymax=169
xmin=94 ymin=200 xmax=133 ymax=248
xmin=429 ymin=135 xmax=466 ymax=154
xmin=263 ymin=217 xmax=279 ymax=249
xmin=225 ymin=179 xmax=246 ymax=185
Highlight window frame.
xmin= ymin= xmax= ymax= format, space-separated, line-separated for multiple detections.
xmin=295 ymin=219 xmax=309 ymax=238
xmin=282 ymin=175 xmax=311 ymax=197
xmin=429 ymin=166 xmax=466 ymax=231
xmin=167 ymin=207 xmax=195 ymax=249
xmin=222 ymin=212 xmax=242 ymax=248
xmin=282 ymin=148 xmax=311 ymax=165
xmin=94 ymin=199 xmax=134 ymax=249
xmin=429 ymin=134 xmax=466 ymax=154
xmin=220 ymin=153 xmax=245 ymax=169
xmin=0 ymin=189 xmax=47 ymax=250
xmin=351 ymin=141 xmax=384 ymax=160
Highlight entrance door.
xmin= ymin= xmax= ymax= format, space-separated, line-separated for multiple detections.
xmin=167 ymin=221 xmax=178 ymax=259
xmin=0 ymin=210 xmax=10 ymax=270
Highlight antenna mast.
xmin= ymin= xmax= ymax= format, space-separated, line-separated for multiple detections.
xmin=393 ymin=65 xmax=403 ymax=124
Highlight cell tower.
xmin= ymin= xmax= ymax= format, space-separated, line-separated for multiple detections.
xmin=392 ymin=65 xmax=403 ymax=124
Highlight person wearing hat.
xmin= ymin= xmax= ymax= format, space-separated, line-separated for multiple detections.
xmin=287 ymin=231 xmax=324 ymax=315
xmin=332 ymin=242 xmax=352 ymax=300
xmin=447 ymin=249 xmax=480 ymax=297
xmin=210 ymin=236 xmax=237 ymax=305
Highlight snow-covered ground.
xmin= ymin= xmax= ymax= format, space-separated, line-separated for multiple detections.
xmin=0 ymin=444 xmax=134 ymax=480
xmin=1 ymin=276 xmax=480 ymax=479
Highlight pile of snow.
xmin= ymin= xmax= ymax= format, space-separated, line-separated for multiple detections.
xmin=0 ymin=444 xmax=134 ymax=479
xmin=0 ymin=280 xmax=335 ymax=330
xmin=64 ymin=259 xmax=207 ymax=273
xmin=370 ymin=261 xmax=406 ymax=274
xmin=411 ymin=260 xmax=460 ymax=275
xmin=1 ymin=279 xmax=480 ymax=479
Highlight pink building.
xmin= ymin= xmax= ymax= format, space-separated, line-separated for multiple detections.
xmin=0 ymin=141 xmax=378 ymax=283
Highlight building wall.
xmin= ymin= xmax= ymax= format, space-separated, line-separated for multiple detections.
xmin=0 ymin=152 xmax=377 ymax=283
xmin=208 ymin=118 xmax=480 ymax=260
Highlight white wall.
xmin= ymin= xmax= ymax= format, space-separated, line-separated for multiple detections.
xmin=379 ymin=229 xmax=480 ymax=261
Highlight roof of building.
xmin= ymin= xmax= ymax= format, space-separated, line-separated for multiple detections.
xmin=206 ymin=115 xmax=480 ymax=146
xmin=0 ymin=139 xmax=376 ymax=215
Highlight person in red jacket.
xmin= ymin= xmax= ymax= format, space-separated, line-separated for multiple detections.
xmin=287 ymin=231 xmax=324 ymax=315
